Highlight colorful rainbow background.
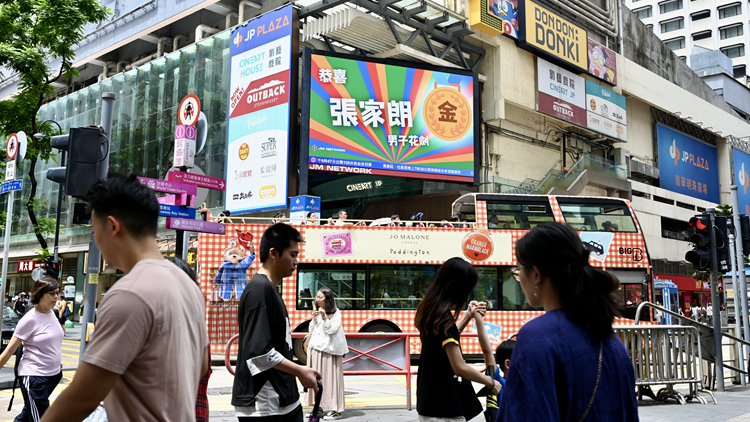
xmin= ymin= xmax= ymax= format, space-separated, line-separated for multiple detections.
xmin=307 ymin=54 xmax=476 ymax=182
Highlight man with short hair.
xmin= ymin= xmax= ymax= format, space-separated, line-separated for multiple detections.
xmin=40 ymin=173 xmax=209 ymax=422
xmin=14 ymin=293 xmax=27 ymax=316
xmin=333 ymin=210 xmax=353 ymax=227
xmin=233 ymin=223 xmax=321 ymax=421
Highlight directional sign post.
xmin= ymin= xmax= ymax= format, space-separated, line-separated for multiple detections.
xmin=0 ymin=180 xmax=23 ymax=194
xmin=168 ymin=171 xmax=226 ymax=191
xmin=137 ymin=177 xmax=197 ymax=195
xmin=165 ymin=217 xmax=226 ymax=234
xmin=159 ymin=204 xmax=197 ymax=219
xmin=0 ymin=179 xmax=21 ymax=307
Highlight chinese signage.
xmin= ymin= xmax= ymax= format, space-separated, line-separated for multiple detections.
xmin=16 ymin=260 xmax=42 ymax=273
xmin=519 ymin=0 xmax=588 ymax=72
xmin=587 ymin=39 xmax=617 ymax=85
xmin=657 ymin=124 xmax=719 ymax=203
xmin=469 ymin=0 xmax=519 ymax=38
xmin=173 ymin=125 xmax=196 ymax=168
xmin=733 ymin=148 xmax=750 ymax=215
xmin=537 ymin=58 xmax=586 ymax=126
xmin=227 ymin=4 xmax=296 ymax=213
xmin=585 ymin=80 xmax=627 ymax=142
xmin=289 ymin=195 xmax=321 ymax=224
xmin=303 ymin=51 xmax=479 ymax=183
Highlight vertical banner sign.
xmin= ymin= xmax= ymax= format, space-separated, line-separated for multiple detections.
xmin=585 ymin=80 xmax=627 ymax=142
xmin=733 ymin=148 xmax=750 ymax=215
xmin=518 ymin=0 xmax=588 ymax=73
xmin=289 ymin=195 xmax=321 ymax=224
xmin=227 ymin=4 xmax=295 ymax=213
xmin=303 ymin=50 xmax=479 ymax=183
xmin=174 ymin=125 xmax=197 ymax=168
xmin=657 ymin=124 xmax=719 ymax=203
xmin=587 ymin=39 xmax=617 ymax=85
xmin=537 ymin=58 xmax=586 ymax=126
xmin=469 ymin=0 xmax=519 ymax=38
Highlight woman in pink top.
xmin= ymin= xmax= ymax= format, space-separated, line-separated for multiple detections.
xmin=0 ymin=276 xmax=64 ymax=421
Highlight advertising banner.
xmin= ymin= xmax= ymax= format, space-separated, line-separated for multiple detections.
xmin=585 ymin=80 xmax=627 ymax=141
xmin=657 ymin=124 xmax=719 ymax=203
xmin=538 ymin=92 xmax=586 ymax=126
xmin=303 ymin=51 xmax=479 ymax=183
xmin=586 ymin=113 xmax=627 ymax=141
xmin=226 ymin=4 xmax=296 ymax=213
xmin=537 ymin=58 xmax=585 ymax=109
xmin=587 ymin=39 xmax=617 ymax=85
xmin=289 ymin=195 xmax=321 ymax=224
xmin=519 ymin=0 xmax=588 ymax=72
xmin=469 ymin=0 xmax=519 ymax=38
xmin=733 ymin=147 xmax=750 ymax=215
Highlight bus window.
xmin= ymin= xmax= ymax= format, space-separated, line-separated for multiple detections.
xmin=500 ymin=267 xmax=541 ymax=310
xmin=486 ymin=202 xmax=555 ymax=230
xmin=557 ymin=200 xmax=637 ymax=232
xmin=296 ymin=265 xmax=366 ymax=310
xmin=370 ymin=265 xmax=437 ymax=309
xmin=468 ymin=267 xmax=500 ymax=310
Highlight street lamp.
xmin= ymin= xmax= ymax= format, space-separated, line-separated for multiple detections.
xmin=34 ymin=120 xmax=64 ymax=261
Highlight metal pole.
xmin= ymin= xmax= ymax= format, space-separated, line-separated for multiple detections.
xmin=1 ymin=191 xmax=15 ymax=301
xmin=79 ymin=92 xmax=115 ymax=360
xmin=181 ymin=231 xmax=189 ymax=261
xmin=53 ymin=150 xmax=66 ymax=261
xmin=731 ymin=185 xmax=750 ymax=382
xmin=729 ymin=231 xmax=746 ymax=385
xmin=708 ymin=208 xmax=725 ymax=391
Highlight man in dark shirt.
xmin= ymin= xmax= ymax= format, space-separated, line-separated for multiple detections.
xmin=232 ymin=223 xmax=321 ymax=421
xmin=14 ymin=293 xmax=27 ymax=316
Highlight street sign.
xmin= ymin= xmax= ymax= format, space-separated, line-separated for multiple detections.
xmin=157 ymin=194 xmax=195 ymax=207
xmin=159 ymin=204 xmax=197 ymax=219
xmin=5 ymin=161 xmax=15 ymax=182
xmin=6 ymin=133 xmax=18 ymax=160
xmin=137 ymin=177 xmax=197 ymax=195
xmin=178 ymin=94 xmax=201 ymax=127
xmin=168 ymin=171 xmax=226 ymax=191
xmin=165 ymin=217 xmax=225 ymax=234
xmin=0 ymin=180 xmax=22 ymax=194
xmin=173 ymin=125 xmax=197 ymax=168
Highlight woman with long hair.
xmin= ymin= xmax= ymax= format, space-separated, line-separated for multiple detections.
xmin=498 ymin=222 xmax=638 ymax=421
xmin=414 ymin=257 xmax=501 ymax=421
xmin=0 ymin=276 xmax=64 ymax=421
xmin=303 ymin=287 xmax=348 ymax=420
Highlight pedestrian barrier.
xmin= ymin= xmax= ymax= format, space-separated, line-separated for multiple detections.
xmin=614 ymin=324 xmax=716 ymax=405
xmin=225 ymin=331 xmax=482 ymax=410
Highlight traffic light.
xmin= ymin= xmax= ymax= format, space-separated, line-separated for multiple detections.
xmin=740 ymin=214 xmax=750 ymax=255
xmin=46 ymin=127 xmax=101 ymax=199
xmin=44 ymin=256 xmax=60 ymax=279
xmin=686 ymin=214 xmax=711 ymax=269
xmin=714 ymin=215 xmax=730 ymax=272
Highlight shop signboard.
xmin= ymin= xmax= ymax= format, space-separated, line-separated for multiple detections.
xmin=289 ymin=195 xmax=320 ymax=224
xmin=469 ymin=0 xmax=519 ymax=38
xmin=585 ymin=80 xmax=627 ymax=141
xmin=226 ymin=4 xmax=297 ymax=213
xmin=537 ymin=58 xmax=585 ymax=111
xmin=657 ymin=124 xmax=719 ymax=203
xmin=518 ymin=0 xmax=588 ymax=73
xmin=586 ymin=113 xmax=627 ymax=141
xmin=16 ymin=259 xmax=42 ymax=273
xmin=537 ymin=92 xmax=586 ymax=126
xmin=587 ymin=39 xmax=617 ymax=85
xmin=302 ymin=50 xmax=480 ymax=184
xmin=733 ymin=147 xmax=750 ymax=215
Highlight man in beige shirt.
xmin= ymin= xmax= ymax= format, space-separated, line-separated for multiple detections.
xmin=41 ymin=173 xmax=209 ymax=422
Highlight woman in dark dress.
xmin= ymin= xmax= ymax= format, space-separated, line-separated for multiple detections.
xmin=498 ymin=222 xmax=638 ymax=421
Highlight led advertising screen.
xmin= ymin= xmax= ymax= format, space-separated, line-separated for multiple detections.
xmin=657 ymin=124 xmax=719 ymax=203
xmin=733 ymin=147 xmax=750 ymax=215
xmin=301 ymin=50 xmax=480 ymax=183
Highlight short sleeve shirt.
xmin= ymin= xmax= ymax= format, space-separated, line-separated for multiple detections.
xmin=82 ymin=259 xmax=208 ymax=422
xmin=13 ymin=309 xmax=63 ymax=376
xmin=417 ymin=323 xmax=462 ymax=417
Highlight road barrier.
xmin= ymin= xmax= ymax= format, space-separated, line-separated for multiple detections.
xmin=614 ymin=324 xmax=716 ymax=405
xmin=225 ymin=331 xmax=482 ymax=410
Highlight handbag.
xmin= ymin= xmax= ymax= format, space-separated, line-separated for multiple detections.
xmin=577 ymin=342 xmax=604 ymax=422
xmin=456 ymin=375 xmax=483 ymax=421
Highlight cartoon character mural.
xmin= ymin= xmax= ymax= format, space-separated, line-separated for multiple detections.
xmin=213 ymin=229 xmax=256 ymax=300
xmin=488 ymin=0 xmax=519 ymax=37
xmin=587 ymin=40 xmax=617 ymax=84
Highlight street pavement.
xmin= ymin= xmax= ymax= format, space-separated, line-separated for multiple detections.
xmin=0 ymin=325 xmax=748 ymax=421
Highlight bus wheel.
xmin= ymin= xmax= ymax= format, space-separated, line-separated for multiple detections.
xmin=361 ymin=322 xmax=399 ymax=333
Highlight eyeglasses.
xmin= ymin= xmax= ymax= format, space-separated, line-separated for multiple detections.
xmin=510 ymin=267 xmax=521 ymax=282
xmin=46 ymin=291 xmax=60 ymax=297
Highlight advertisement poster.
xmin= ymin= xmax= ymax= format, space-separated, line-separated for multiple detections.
xmin=537 ymin=58 xmax=585 ymax=109
xmin=519 ymin=0 xmax=588 ymax=72
xmin=585 ymin=80 xmax=627 ymax=141
xmin=733 ymin=148 xmax=750 ymax=215
xmin=321 ymin=232 xmax=354 ymax=257
xmin=657 ymin=124 xmax=719 ymax=203
xmin=579 ymin=231 xmax=615 ymax=263
xmin=587 ymin=39 xmax=617 ymax=85
xmin=304 ymin=51 xmax=479 ymax=183
xmin=226 ymin=5 xmax=295 ymax=213
xmin=290 ymin=195 xmax=321 ymax=224
xmin=469 ymin=0 xmax=519 ymax=38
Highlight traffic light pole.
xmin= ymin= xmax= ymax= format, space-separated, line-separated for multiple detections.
xmin=731 ymin=185 xmax=750 ymax=382
xmin=727 ymin=230 xmax=746 ymax=386
xmin=79 ymin=93 xmax=115 ymax=360
xmin=708 ymin=208 xmax=725 ymax=391
xmin=52 ymin=150 xmax=66 ymax=261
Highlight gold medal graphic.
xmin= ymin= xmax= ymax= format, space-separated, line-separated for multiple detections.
xmin=424 ymin=82 xmax=471 ymax=141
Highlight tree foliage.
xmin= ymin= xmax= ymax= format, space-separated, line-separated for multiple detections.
xmin=0 ymin=0 xmax=109 ymax=252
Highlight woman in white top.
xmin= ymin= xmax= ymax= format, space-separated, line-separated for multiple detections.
xmin=0 ymin=276 xmax=64 ymax=421
xmin=303 ymin=288 xmax=348 ymax=420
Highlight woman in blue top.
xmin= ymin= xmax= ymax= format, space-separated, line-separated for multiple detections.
xmin=498 ymin=222 xmax=638 ymax=422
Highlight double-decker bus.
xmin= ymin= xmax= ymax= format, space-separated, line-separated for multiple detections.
xmin=199 ymin=193 xmax=652 ymax=361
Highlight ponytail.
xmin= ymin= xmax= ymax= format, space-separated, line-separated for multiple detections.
xmin=516 ymin=222 xmax=622 ymax=340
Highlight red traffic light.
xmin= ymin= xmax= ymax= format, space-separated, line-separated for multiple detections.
xmin=689 ymin=215 xmax=709 ymax=231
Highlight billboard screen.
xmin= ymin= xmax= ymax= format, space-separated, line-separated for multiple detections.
xmin=226 ymin=4 xmax=296 ymax=213
xmin=657 ymin=124 xmax=719 ymax=203
xmin=302 ymin=50 xmax=479 ymax=183
xmin=733 ymin=148 xmax=750 ymax=215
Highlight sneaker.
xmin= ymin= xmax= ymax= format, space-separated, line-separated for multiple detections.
xmin=306 ymin=409 xmax=324 ymax=418
xmin=324 ymin=412 xmax=342 ymax=420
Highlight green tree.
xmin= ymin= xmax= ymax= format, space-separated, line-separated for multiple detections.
xmin=0 ymin=0 xmax=109 ymax=252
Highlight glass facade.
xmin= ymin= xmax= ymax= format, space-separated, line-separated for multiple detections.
xmin=3 ymin=30 xmax=233 ymax=241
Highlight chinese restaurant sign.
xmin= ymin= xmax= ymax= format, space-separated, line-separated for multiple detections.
xmin=537 ymin=58 xmax=586 ymax=126
xmin=303 ymin=51 xmax=479 ymax=183
xmin=469 ymin=0 xmax=519 ymax=38
xmin=657 ymin=124 xmax=719 ymax=203
xmin=227 ymin=4 xmax=297 ymax=213
xmin=519 ymin=0 xmax=588 ymax=72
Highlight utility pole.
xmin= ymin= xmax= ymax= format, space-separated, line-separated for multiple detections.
xmin=728 ymin=228 xmax=746 ymax=385
xmin=708 ymin=208 xmax=725 ymax=391
xmin=731 ymin=185 xmax=750 ymax=383
xmin=79 ymin=92 xmax=115 ymax=360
